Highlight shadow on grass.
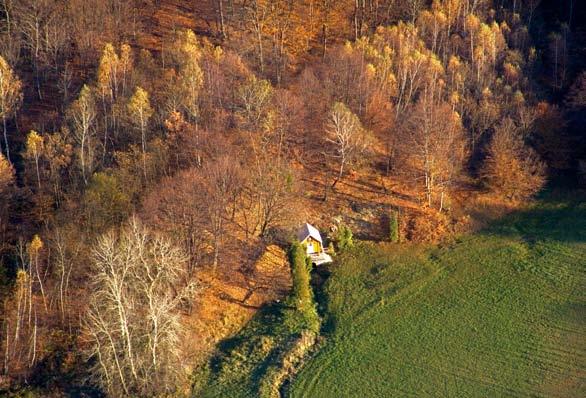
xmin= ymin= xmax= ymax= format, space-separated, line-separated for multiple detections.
xmin=193 ymin=301 xmax=292 ymax=397
xmin=214 ymin=302 xmax=288 ymax=356
xmin=483 ymin=190 xmax=586 ymax=244
xmin=310 ymin=266 xmax=337 ymax=336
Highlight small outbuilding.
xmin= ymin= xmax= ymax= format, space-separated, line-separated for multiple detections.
xmin=297 ymin=223 xmax=333 ymax=265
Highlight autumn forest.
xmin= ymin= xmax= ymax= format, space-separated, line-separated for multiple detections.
xmin=0 ymin=0 xmax=584 ymax=397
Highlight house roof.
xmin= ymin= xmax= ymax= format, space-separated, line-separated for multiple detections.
xmin=297 ymin=223 xmax=323 ymax=244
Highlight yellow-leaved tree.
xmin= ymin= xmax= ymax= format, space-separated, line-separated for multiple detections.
xmin=25 ymin=130 xmax=45 ymax=189
xmin=0 ymin=151 xmax=13 ymax=192
xmin=481 ymin=118 xmax=546 ymax=201
xmin=168 ymin=30 xmax=204 ymax=122
xmin=0 ymin=55 xmax=23 ymax=163
xmin=127 ymin=86 xmax=153 ymax=179
xmin=97 ymin=43 xmax=119 ymax=102
xmin=0 ymin=152 xmax=14 ymax=252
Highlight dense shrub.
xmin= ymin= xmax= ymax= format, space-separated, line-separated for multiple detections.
xmin=403 ymin=210 xmax=450 ymax=243
xmin=335 ymin=225 xmax=354 ymax=251
xmin=285 ymin=242 xmax=320 ymax=334
xmin=83 ymin=172 xmax=132 ymax=233
xmin=389 ymin=211 xmax=399 ymax=243
xmin=327 ymin=241 xmax=336 ymax=256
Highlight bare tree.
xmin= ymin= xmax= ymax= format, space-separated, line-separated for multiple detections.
xmin=548 ymin=27 xmax=569 ymax=91
xmin=215 ymin=0 xmax=227 ymax=39
xmin=244 ymin=0 xmax=270 ymax=73
xmin=68 ymin=85 xmax=96 ymax=184
xmin=325 ymin=102 xmax=371 ymax=189
xmin=237 ymin=76 xmax=273 ymax=131
xmin=13 ymin=0 xmax=58 ymax=97
xmin=269 ymin=89 xmax=306 ymax=161
xmin=127 ymin=86 xmax=153 ymax=179
xmin=399 ymin=99 xmax=466 ymax=210
xmin=84 ymin=217 xmax=198 ymax=397
xmin=49 ymin=226 xmax=81 ymax=325
xmin=242 ymin=155 xmax=298 ymax=237
xmin=202 ymin=156 xmax=243 ymax=267
xmin=141 ymin=169 xmax=208 ymax=275
xmin=2 ymin=235 xmax=47 ymax=377
xmin=2 ymin=268 xmax=32 ymax=376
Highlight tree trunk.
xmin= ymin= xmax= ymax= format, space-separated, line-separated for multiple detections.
xmin=217 ymin=0 xmax=226 ymax=39
xmin=29 ymin=309 xmax=37 ymax=366
xmin=4 ymin=321 xmax=9 ymax=374
xmin=28 ymin=267 xmax=33 ymax=325
xmin=34 ymin=256 xmax=47 ymax=312
xmin=116 ymin=298 xmax=138 ymax=382
xmin=102 ymin=98 xmax=109 ymax=162
xmin=141 ymin=122 xmax=147 ymax=181
xmin=277 ymin=29 xmax=285 ymax=85
xmin=2 ymin=115 xmax=10 ymax=163
xmin=354 ymin=0 xmax=359 ymax=40
xmin=331 ymin=158 xmax=345 ymax=189
xmin=2 ymin=1 xmax=11 ymax=38
xmin=256 ymin=25 xmax=264 ymax=73
xmin=80 ymin=135 xmax=87 ymax=185
xmin=34 ymin=156 xmax=41 ymax=189
xmin=213 ymin=234 xmax=219 ymax=268
xmin=59 ymin=259 xmax=66 ymax=323
xmin=322 ymin=23 xmax=328 ymax=59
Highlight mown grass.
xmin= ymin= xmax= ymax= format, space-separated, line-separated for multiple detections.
xmin=289 ymin=197 xmax=586 ymax=397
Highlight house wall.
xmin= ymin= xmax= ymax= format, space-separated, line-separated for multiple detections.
xmin=303 ymin=237 xmax=321 ymax=254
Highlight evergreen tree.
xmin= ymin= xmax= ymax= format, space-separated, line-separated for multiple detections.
xmin=286 ymin=241 xmax=320 ymax=333
xmin=389 ymin=210 xmax=399 ymax=243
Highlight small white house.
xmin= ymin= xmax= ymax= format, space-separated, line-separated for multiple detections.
xmin=297 ymin=223 xmax=333 ymax=265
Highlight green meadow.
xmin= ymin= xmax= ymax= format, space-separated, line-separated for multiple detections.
xmin=290 ymin=198 xmax=586 ymax=397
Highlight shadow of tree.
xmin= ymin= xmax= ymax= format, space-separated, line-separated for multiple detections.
xmin=483 ymin=194 xmax=586 ymax=244
xmin=207 ymin=301 xmax=288 ymax=370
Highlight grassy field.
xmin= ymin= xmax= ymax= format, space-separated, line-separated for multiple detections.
xmin=289 ymin=197 xmax=586 ymax=397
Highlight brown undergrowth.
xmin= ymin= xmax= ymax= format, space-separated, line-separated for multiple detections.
xmin=179 ymin=245 xmax=291 ymax=372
